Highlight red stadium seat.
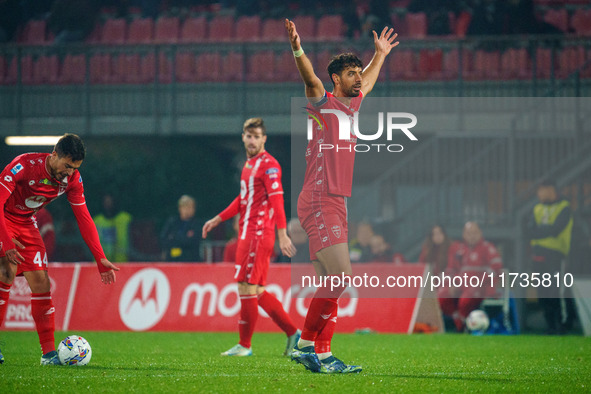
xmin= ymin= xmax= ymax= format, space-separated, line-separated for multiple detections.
xmin=275 ymin=50 xmax=300 ymax=82
xmin=180 ymin=16 xmax=207 ymax=42
xmin=176 ymin=52 xmax=196 ymax=83
xmin=389 ymin=49 xmax=417 ymax=80
xmin=20 ymin=55 xmax=34 ymax=84
xmin=535 ymin=48 xmax=554 ymax=79
xmin=468 ymin=50 xmax=500 ymax=80
xmin=222 ymin=51 xmax=244 ymax=82
xmin=208 ymin=15 xmax=234 ymax=42
xmin=195 ymin=52 xmax=222 ymax=82
xmin=101 ymin=18 xmax=126 ymax=44
xmin=314 ymin=50 xmax=333 ymax=79
xmin=558 ymin=46 xmax=585 ymax=77
xmin=571 ymin=9 xmax=591 ymax=36
xmin=454 ymin=11 xmax=471 ymax=38
xmin=442 ymin=49 xmax=472 ymax=79
xmin=316 ymin=15 xmax=344 ymax=41
xmin=406 ymin=12 xmax=427 ymax=39
xmin=261 ymin=19 xmax=286 ymax=42
xmin=158 ymin=52 xmax=173 ymax=83
xmin=247 ymin=51 xmax=275 ymax=82
xmin=33 ymin=55 xmax=59 ymax=84
xmin=500 ymin=48 xmax=531 ymax=79
xmin=154 ymin=17 xmax=180 ymax=43
xmin=543 ymin=8 xmax=569 ymax=32
xmin=292 ymin=16 xmax=315 ymax=41
xmin=417 ymin=49 xmax=444 ymax=79
xmin=361 ymin=50 xmax=386 ymax=81
xmin=236 ymin=15 xmax=261 ymax=42
xmin=59 ymin=54 xmax=86 ymax=84
xmin=21 ymin=20 xmax=47 ymax=45
xmin=128 ymin=18 xmax=154 ymax=44
xmin=90 ymin=53 xmax=115 ymax=84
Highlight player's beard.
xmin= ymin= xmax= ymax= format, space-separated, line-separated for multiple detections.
xmin=347 ymin=84 xmax=361 ymax=97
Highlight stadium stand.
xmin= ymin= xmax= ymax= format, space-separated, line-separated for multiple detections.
xmin=222 ymin=51 xmax=244 ymax=82
xmin=247 ymin=50 xmax=275 ymax=82
xmin=543 ymin=8 xmax=570 ymax=32
xmin=180 ymin=16 xmax=207 ymax=43
xmin=208 ymin=15 xmax=234 ymax=42
xmin=101 ymin=18 xmax=126 ymax=44
xmin=316 ymin=15 xmax=344 ymax=41
xmin=235 ymin=15 xmax=262 ymax=42
xmin=406 ymin=13 xmax=428 ymax=39
xmin=261 ymin=19 xmax=286 ymax=42
xmin=571 ymin=9 xmax=591 ymax=36
xmin=20 ymin=20 xmax=48 ymax=45
xmin=127 ymin=18 xmax=154 ymax=44
xmin=59 ymin=54 xmax=86 ymax=84
xmin=154 ymin=17 xmax=180 ymax=44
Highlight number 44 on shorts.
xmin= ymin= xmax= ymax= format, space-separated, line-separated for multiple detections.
xmin=33 ymin=251 xmax=48 ymax=267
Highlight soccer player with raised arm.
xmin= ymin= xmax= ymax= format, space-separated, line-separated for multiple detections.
xmin=202 ymin=118 xmax=300 ymax=357
xmin=285 ymin=19 xmax=399 ymax=374
xmin=0 ymin=134 xmax=119 ymax=365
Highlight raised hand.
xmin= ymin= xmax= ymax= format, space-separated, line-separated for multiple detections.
xmin=372 ymin=27 xmax=399 ymax=56
xmin=284 ymin=19 xmax=301 ymax=51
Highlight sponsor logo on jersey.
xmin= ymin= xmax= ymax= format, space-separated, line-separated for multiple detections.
xmin=271 ymin=182 xmax=279 ymax=190
xmin=245 ymin=162 xmax=253 ymax=169
xmin=4 ymin=175 xmax=13 ymax=182
xmin=269 ymin=174 xmax=278 ymax=179
xmin=25 ymin=195 xmax=47 ymax=209
xmin=39 ymin=178 xmax=59 ymax=186
xmin=79 ymin=175 xmax=83 ymax=183
xmin=10 ymin=163 xmax=23 ymax=175
xmin=29 ymin=180 xmax=35 ymax=186
xmin=265 ymin=168 xmax=279 ymax=175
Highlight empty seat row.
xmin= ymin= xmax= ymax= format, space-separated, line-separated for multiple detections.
xmin=1 ymin=46 xmax=589 ymax=85
xmin=16 ymin=14 xmax=343 ymax=45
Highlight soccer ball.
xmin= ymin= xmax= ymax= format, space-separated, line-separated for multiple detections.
xmin=466 ymin=309 xmax=490 ymax=333
xmin=58 ymin=335 xmax=92 ymax=366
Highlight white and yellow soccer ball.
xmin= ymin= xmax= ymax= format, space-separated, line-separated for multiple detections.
xmin=58 ymin=335 xmax=92 ymax=366
xmin=466 ymin=309 xmax=490 ymax=333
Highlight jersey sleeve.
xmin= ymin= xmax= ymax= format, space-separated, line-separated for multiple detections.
xmin=219 ymin=196 xmax=240 ymax=222
xmin=66 ymin=171 xmax=86 ymax=206
xmin=0 ymin=157 xmax=26 ymax=250
xmin=262 ymin=160 xmax=287 ymax=229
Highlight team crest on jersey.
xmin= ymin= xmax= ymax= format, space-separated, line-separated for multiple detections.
xmin=10 ymin=163 xmax=23 ymax=175
xmin=331 ymin=225 xmax=341 ymax=238
xmin=245 ymin=162 xmax=253 ymax=169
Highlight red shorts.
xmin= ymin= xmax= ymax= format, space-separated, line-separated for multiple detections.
xmin=297 ymin=190 xmax=348 ymax=261
xmin=0 ymin=219 xmax=47 ymax=276
xmin=234 ymin=236 xmax=275 ymax=286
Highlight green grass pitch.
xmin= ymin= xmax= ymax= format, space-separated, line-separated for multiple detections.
xmin=1 ymin=331 xmax=590 ymax=392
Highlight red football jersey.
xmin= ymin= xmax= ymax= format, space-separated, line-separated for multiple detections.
xmin=446 ymin=240 xmax=503 ymax=277
xmin=0 ymin=152 xmax=107 ymax=267
xmin=237 ymin=151 xmax=284 ymax=240
xmin=0 ymin=153 xmax=85 ymax=226
xmin=303 ymin=91 xmax=364 ymax=197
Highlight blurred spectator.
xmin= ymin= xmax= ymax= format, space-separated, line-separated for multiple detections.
xmin=505 ymin=0 xmax=563 ymax=36
xmin=408 ymin=0 xmax=460 ymax=36
xmin=466 ymin=0 xmax=504 ymax=36
xmin=360 ymin=0 xmax=391 ymax=38
xmin=93 ymin=193 xmax=133 ymax=262
xmin=419 ymin=224 xmax=453 ymax=275
xmin=48 ymin=0 xmax=100 ymax=43
xmin=526 ymin=180 xmax=576 ymax=334
xmin=223 ymin=215 xmax=240 ymax=263
xmin=368 ymin=234 xmax=407 ymax=263
xmin=438 ymin=221 xmax=503 ymax=332
xmin=35 ymin=208 xmax=56 ymax=261
xmin=0 ymin=0 xmax=23 ymax=42
xmin=160 ymin=195 xmax=202 ymax=262
xmin=349 ymin=221 xmax=374 ymax=262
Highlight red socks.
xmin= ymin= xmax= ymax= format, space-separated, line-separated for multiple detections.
xmin=238 ymin=294 xmax=258 ymax=348
xmin=315 ymin=303 xmax=338 ymax=354
xmin=301 ymin=297 xmax=338 ymax=341
xmin=257 ymin=291 xmax=297 ymax=337
xmin=31 ymin=292 xmax=56 ymax=354
xmin=0 ymin=281 xmax=11 ymax=326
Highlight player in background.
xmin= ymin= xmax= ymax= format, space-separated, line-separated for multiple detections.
xmin=0 ymin=134 xmax=119 ymax=365
xmin=202 ymin=118 xmax=300 ymax=357
xmin=285 ymin=18 xmax=399 ymax=373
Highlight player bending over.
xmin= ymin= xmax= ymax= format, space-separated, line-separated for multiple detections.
xmin=285 ymin=18 xmax=399 ymax=374
xmin=202 ymin=117 xmax=300 ymax=357
xmin=0 ymin=134 xmax=119 ymax=365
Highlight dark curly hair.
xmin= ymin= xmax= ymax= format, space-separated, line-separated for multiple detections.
xmin=327 ymin=52 xmax=363 ymax=88
xmin=54 ymin=133 xmax=86 ymax=162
